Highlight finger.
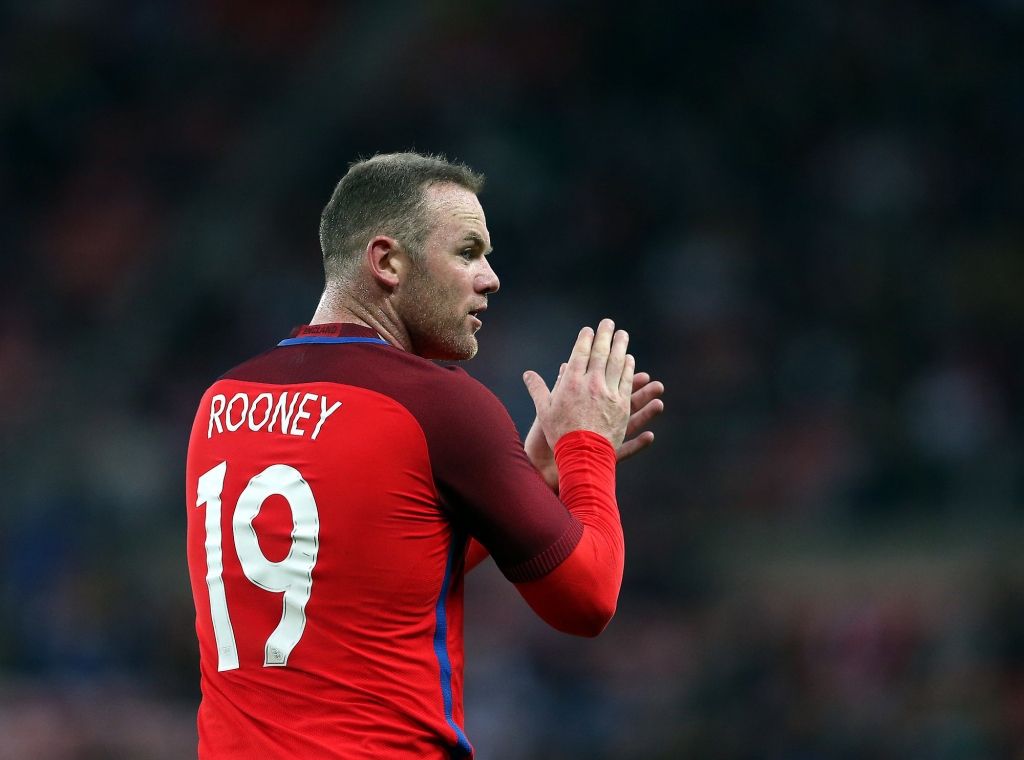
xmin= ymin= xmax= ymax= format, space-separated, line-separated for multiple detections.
xmin=587 ymin=318 xmax=615 ymax=376
xmin=625 ymin=398 xmax=664 ymax=438
xmin=616 ymin=431 xmax=655 ymax=462
xmin=617 ymin=353 xmax=636 ymax=399
xmin=630 ymin=379 xmax=665 ymax=414
xmin=567 ymin=327 xmax=594 ymax=375
xmin=605 ymin=329 xmax=629 ymax=391
xmin=522 ymin=370 xmax=551 ymax=412
xmin=553 ymin=362 xmax=568 ymax=391
xmin=632 ymin=372 xmax=651 ymax=392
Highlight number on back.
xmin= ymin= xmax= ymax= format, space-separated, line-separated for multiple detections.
xmin=196 ymin=462 xmax=321 ymax=671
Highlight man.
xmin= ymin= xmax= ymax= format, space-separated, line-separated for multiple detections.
xmin=185 ymin=153 xmax=664 ymax=758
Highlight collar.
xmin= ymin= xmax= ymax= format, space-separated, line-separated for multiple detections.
xmin=280 ymin=323 xmax=389 ymax=347
xmin=287 ymin=323 xmax=383 ymax=340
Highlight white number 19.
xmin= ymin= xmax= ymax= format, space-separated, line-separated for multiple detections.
xmin=196 ymin=462 xmax=320 ymax=671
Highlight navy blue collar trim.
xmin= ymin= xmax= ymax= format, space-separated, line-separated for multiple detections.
xmin=278 ymin=336 xmax=389 ymax=347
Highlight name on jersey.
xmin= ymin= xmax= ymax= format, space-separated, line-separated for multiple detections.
xmin=208 ymin=391 xmax=341 ymax=440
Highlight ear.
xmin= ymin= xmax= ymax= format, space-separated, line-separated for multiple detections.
xmin=365 ymin=235 xmax=409 ymax=289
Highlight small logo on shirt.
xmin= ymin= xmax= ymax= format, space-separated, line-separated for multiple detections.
xmin=297 ymin=324 xmax=343 ymax=337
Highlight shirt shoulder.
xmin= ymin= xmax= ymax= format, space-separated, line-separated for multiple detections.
xmin=222 ymin=342 xmax=509 ymax=431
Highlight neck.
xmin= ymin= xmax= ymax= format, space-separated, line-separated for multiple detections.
xmin=310 ymin=281 xmax=413 ymax=353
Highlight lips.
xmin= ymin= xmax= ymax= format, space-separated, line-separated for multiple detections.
xmin=468 ymin=305 xmax=486 ymax=327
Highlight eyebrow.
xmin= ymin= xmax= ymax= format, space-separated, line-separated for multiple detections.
xmin=462 ymin=232 xmax=492 ymax=254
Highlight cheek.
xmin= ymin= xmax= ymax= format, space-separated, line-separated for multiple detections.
xmin=433 ymin=270 xmax=472 ymax=303
xmin=438 ymin=276 xmax=468 ymax=308
xmin=405 ymin=262 xmax=473 ymax=321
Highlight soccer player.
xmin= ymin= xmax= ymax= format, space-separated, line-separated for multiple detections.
xmin=185 ymin=153 xmax=664 ymax=758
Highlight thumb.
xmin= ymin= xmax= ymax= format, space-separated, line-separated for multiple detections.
xmin=522 ymin=370 xmax=551 ymax=412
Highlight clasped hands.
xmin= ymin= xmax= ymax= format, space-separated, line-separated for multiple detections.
xmin=523 ymin=319 xmax=665 ymax=491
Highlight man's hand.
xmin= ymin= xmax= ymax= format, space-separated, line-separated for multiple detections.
xmin=523 ymin=320 xmax=665 ymax=491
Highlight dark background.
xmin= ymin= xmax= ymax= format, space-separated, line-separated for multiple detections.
xmin=3 ymin=1 xmax=1024 ymax=757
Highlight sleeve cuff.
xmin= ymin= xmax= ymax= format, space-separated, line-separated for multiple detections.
xmin=553 ymin=429 xmax=616 ymax=460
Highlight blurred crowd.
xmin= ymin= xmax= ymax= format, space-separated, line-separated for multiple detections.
xmin=2 ymin=1 xmax=1024 ymax=757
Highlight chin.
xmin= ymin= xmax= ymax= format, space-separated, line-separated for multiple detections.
xmin=461 ymin=340 xmax=479 ymax=360
xmin=441 ymin=338 xmax=478 ymax=362
xmin=415 ymin=333 xmax=478 ymax=361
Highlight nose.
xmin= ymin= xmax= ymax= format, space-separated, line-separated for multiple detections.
xmin=475 ymin=257 xmax=500 ymax=295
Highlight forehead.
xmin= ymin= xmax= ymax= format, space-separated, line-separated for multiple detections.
xmin=423 ymin=183 xmax=489 ymax=246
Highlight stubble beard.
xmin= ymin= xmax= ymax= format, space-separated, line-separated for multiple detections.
xmin=399 ymin=265 xmax=479 ymax=361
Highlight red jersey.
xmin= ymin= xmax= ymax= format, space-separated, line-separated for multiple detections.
xmin=185 ymin=323 xmax=616 ymax=759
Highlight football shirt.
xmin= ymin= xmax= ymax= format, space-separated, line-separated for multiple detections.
xmin=186 ymin=323 xmax=588 ymax=759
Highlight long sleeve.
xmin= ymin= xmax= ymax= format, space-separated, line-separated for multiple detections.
xmin=514 ymin=431 xmax=623 ymax=637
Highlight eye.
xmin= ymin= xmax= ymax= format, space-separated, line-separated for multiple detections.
xmin=459 ymin=248 xmax=474 ymax=260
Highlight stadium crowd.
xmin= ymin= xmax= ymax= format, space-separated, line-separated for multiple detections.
xmin=2 ymin=1 xmax=1024 ymax=757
